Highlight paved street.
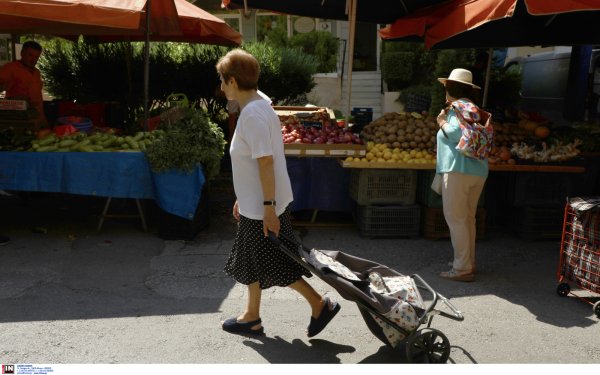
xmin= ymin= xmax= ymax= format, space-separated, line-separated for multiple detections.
xmin=0 ymin=185 xmax=599 ymax=365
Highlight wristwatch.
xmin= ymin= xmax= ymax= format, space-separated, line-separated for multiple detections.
xmin=263 ymin=200 xmax=276 ymax=206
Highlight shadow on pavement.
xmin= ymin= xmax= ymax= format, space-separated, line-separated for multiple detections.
xmin=242 ymin=336 xmax=355 ymax=364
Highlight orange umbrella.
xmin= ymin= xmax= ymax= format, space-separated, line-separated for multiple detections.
xmin=0 ymin=0 xmax=241 ymax=45
xmin=0 ymin=0 xmax=241 ymax=126
xmin=380 ymin=0 xmax=600 ymax=49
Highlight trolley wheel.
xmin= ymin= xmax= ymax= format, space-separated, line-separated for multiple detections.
xmin=593 ymin=301 xmax=600 ymax=318
xmin=556 ymin=283 xmax=570 ymax=297
xmin=405 ymin=328 xmax=450 ymax=364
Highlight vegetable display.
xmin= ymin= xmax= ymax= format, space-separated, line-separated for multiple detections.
xmin=144 ymin=107 xmax=226 ymax=180
xmin=27 ymin=130 xmax=162 ymax=152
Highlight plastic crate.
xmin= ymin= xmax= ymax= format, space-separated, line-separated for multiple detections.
xmin=349 ymin=169 xmax=417 ymax=205
xmin=354 ymin=204 xmax=421 ymax=238
xmin=511 ymin=205 xmax=564 ymax=240
xmin=511 ymin=172 xmax=574 ymax=208
xmin=350 ymin=107 xmax=373 ymax=133
xmin=416 ymin=170 xmax=485 ymax=208
xmin=421 ymin=206 xmax=486 ymax=240
xmin=156 ymin=184 xmax=210 ymax=241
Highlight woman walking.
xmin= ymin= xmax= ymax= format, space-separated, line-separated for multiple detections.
xmin=217 ymin=49 xmax=340 ymax=336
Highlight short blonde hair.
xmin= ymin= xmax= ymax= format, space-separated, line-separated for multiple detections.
xmin=216 ymin=49 xmax=260 ymax=91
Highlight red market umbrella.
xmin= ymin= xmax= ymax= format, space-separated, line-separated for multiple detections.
xmin=0 ymin=0 xmax=241 ymax=45
xmin=0 ymin=0 xmax=242 ymax=126
xmin=379 ymin=0 xmax=600 ymax=49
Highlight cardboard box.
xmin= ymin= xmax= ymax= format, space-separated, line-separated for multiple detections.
xmin=284 ymin=143 xmax=366 ymax=157
xmin=0 ymin=99 xmax=28 ymax=111
xmin=339 ymin=160 xmax=435 ymax=169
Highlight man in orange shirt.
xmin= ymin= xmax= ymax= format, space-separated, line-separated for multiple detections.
xmin=0 ymin=41 xmax=47 ymax=128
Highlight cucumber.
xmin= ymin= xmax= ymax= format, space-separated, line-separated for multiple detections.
xmin=132 ymin=132 xmax=144 ymax=142
xmin=38 ymin=136 xmax=57 ymax=146
xmin=79 ymin=145 xmax=95 ymax=152
xmin=37 ymin=145 xmax=58 ymax=152
xmin=59 ymin=139 xmax=77 ymax=147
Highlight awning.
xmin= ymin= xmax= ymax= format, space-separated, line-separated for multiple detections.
xmin=380 ymin=0 xmax=600 ymax=49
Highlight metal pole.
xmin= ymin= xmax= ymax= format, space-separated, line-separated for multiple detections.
xmin=143 ymin=0 xmax=151 ymax=130
xmin=345 ymin=0 xmax=357 ymax=127
xmin=482 ymin=47 xmax=493 ymax=108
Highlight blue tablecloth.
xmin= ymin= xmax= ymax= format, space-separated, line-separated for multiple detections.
xmin=286 ymin=157 xmax=354 ymax=212
xmin=0 ymin=152 xmax=204 ymax=220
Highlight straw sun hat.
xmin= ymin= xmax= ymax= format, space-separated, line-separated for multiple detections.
xmin=438 ymin=68 xmax=481 ymax=90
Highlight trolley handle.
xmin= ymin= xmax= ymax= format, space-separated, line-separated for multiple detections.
xmin=436 ymin=293 xmax=465 ymax=322
xmin=411 ymin=274 xmax=464 ymax=322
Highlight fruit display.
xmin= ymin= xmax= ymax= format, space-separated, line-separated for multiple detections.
xmin=28 ymin=130 xmax=163 ymax=152
xmin=345 ymin=141 xmax=436 ymax=165
xmin=278 ymin=108 xmax=333 ymax=128
xmin=488 ymin=145 xmax=516 ymax=165
xmin=280 ymin=116 xmax=362 ymax=145
xmin=360 ymin=112 xmax=437 ymax=152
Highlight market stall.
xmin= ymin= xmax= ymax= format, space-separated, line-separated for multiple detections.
xmin=275 ymin=106 xmax=365 ymax=220
xmin=335 ymin=109 xmax=593 ymax=239
xmin=0 ymin=150 xmax=205 ymax=226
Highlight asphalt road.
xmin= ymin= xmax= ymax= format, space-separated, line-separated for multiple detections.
xmin=0 ymin=189 xmax=599 ymax=366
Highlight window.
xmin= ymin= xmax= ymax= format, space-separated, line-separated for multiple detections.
xmin=215 ymin=13 xmax=242 ymax=33
xmin=255 ymin=12 xmax=288 ymax=41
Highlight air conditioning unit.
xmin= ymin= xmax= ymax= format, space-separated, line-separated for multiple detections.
xmin=317 ymin=21 xmax=332 ymax=32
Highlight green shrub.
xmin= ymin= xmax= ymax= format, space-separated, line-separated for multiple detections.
xmin=38 ymin=40 xmax=230 ymax=133
xmin=244 ymin=42 xmax=317 ymax=103
xmin=289 ymin=31 xmax=338 ymax=73
xmin=39 ymin=40 xmax=319 ymax=130
xmin=381 ymin=41 xmax=438 ymax=91
xmin=430 ymin=49 xmax=477 ymax=115
xmin=264 ymin=30 xmax=338 ymax=73
xmin=381 ymin=51 xmax=414 ymax=91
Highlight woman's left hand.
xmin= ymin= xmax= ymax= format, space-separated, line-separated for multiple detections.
xmin=263 ymin=207 xmax=280 ymax=237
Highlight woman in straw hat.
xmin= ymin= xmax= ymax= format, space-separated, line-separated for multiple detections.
xmin=436 ymin=68 xmax=489 ymax=282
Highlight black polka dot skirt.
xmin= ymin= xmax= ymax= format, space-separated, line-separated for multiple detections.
xmin=224 ymin=207 xmax=312 ymax=289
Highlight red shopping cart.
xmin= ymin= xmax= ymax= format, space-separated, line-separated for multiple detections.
xmin=556 ymin=197 xmax=600 ymax=318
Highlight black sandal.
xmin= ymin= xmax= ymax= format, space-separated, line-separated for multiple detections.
xmin=222 ymin=318 xmax=264 ymax=336
xmin=307 ymin=298 xmax=340 ymax=338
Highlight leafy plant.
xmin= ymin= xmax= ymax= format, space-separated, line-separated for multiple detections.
xmin=381 ymin=51 xmax=415 ymax=91
xmin=244 ymin=42 xmax=318 ymax=104
xmin=144 ymin=107 xmax=226 ymax=180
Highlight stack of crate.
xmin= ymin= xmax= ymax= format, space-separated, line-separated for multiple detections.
xmin=416 ymin=170 xmax=486 ymax=240
xmin=349 ymin=169 xmax=420 ymax=237
xmin=509 ymin=172 xmax=573 ymax=240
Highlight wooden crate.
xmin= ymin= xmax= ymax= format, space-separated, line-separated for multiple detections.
xmin=421 ymin=206 xmax=486 ymax=240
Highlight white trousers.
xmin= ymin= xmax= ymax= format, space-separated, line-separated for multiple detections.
xmin=441 ymin=172 xmax=486 ymax=273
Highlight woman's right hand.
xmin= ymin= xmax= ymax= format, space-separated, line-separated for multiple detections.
xmin=437 ymin=109 xmax=447 ymax=125
xmin=232 ymin=200 xmax=240 ymax=222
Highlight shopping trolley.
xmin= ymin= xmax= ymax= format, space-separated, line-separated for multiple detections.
xmin=556 ymin=197 xmax=600 ymax=318
xmin=268 ymin=231 xmax=464 ymax=363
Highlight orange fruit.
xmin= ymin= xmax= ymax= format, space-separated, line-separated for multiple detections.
xmin=534 ymin=126 xmax=550 ymax=139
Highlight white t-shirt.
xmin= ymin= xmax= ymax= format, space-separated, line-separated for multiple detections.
xmin=229 ymin=99 xmax=293 ymax=220
xmin=227 ymin=89 xmax=271 ymax=114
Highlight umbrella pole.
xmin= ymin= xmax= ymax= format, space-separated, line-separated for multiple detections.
xmin=10 ymin=35 xmax=17 ymax=61
xmin=345 ymin=0 xmax=357 ymax=127
xmin=143 ymin=0 xmax=152 ymax=131
xmin=482 ymin=47 xmax=493 ymax=108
